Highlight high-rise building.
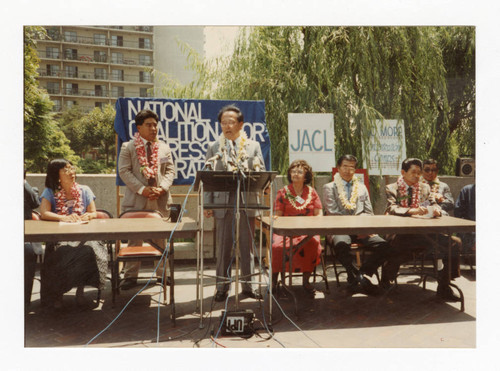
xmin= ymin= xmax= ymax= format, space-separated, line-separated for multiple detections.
xmin=35 ymin=25 xmax=156 ymax=112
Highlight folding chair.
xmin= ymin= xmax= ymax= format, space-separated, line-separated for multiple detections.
xmin=113 ymin=210 xmax=172 ymax=317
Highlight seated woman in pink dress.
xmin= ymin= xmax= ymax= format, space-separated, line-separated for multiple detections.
xmin=271 ymin=159 xmax=323 ymax=296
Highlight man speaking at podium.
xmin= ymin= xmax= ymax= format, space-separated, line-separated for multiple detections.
xmin=203 ymin=105 xmax=265 ymax=302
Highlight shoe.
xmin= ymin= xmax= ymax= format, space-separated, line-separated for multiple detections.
xmin=214 ymin=290 xmax=228 ymax=302
xmin=379 ymin=278 xmax=393 ymax=291
xmin=302 ymin=284 xmax=317 ymax=298
xmin=120 ymin=278 xmax=137 ymax=290
xmin=241 ymin=290 xmax=263 ymax=300
xmin=436 ymin=284 xmax=461 ymax=302
xmin=357 ymin=273 xmax=378 ymax=296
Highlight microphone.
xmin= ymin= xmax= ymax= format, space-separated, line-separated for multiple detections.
xmin=205 ymin=152 xmax=222 ymax=170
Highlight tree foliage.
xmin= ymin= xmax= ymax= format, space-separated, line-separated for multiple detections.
xmin=24 ymin=26 xmax=77 ymax=173
xmin=156 ymin=26 xmax=475 ymax=175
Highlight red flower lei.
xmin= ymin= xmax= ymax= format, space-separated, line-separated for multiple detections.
xmin=55 ymin=182 xmax=84 ymax=215
xmin=397 ymin=176 xmax=420 ymax=208
xmin=133 ymin=132 xmax=159 ymax=179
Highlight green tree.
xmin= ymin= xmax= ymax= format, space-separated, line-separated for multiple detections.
xmin=24 ymin=26 xmax=76 ymax=173
xmin=157 ymin=26 xmax=475 ymax=175
xmin=78 ymin=104 xmax=116 ymax=165
xmin=57 ymin=105 xmax=86 ymax=155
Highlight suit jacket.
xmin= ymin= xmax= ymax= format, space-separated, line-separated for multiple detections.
xmin=204 ymin=137 xmax=265 ymax=218
xmin=118 ymin=139 xmax=175 ymax=213
xmin=385 ymin=181 xmax=440 ymax=216
xmin=322 ymin=181 xmax=373 ymax=216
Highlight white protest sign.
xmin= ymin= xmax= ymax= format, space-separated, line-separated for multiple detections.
xmin=363 ymin=119 xmax=406 ymax=176
xmin=288 ymin=113 xmax=335 ymax=172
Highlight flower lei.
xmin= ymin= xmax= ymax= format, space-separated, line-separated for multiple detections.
xmin=333 ymin=173 xmax=360 ymax=210
xmin=133 ymin=132 xmax=159 ymax=179
xmin=422 ymin=177 xmax=440 ymax=194
xmin=219 ymin=131 xmax=249 ymax=171
xmin=55 ymin=182 xmax=84 ymax=215
xmin=397 ymin=176 xmax=420 ymax=208
xmin=284 ymin=184 xmax=314 ymax=211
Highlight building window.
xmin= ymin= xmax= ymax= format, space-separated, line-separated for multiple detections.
xmin=47 ymin=82 xmax=60 ymax=94
xmin=111 ymin=69 xmax=124 ymax=81
xmin=110 ymin=35 xmax=123 ymax=47
xmin=112 ymin=86 xmax=124 ymax=97
xmin=139 ymin=71 xmax=151 ymax=83
xmin=111 ymin=52 xmax=123 ymax=64
xmin=95 ymin=102 xmax=104 ymax=109
xmin=139 ymin=87 xmax=149 ymax=97
xmin=139 ymin=38 xmax=151 ymax=49
xmin=65 ymin=48 xmax=78 ymax=60
xmin=53 ymin=99 xmax=62 ymax=111
xmin=46 ymin=47 xmax=59 ymax=59
xmin=93 ymin=34 xmax=106 ymax=46
xmin=139 ymin=54 xmax=151 ymax=66
xmin=47 ymin=64 xmax=60 ymax=77
xmin=94 ymin=68 xmax=107 ymax=80
xmin=65 ymin=83 xmax=78 ymax=95
xmin=93 ymin=51 xmax=107 ymax=63
xmin=64 ymin=31 xmax=77 ymax=42
xmin=66 ymin=100 xmax=77 ymax=108
xmin=65 ymin=65 xmax=78 ymax=78
xmin=95 ymin=85 xmax=107 ymax=97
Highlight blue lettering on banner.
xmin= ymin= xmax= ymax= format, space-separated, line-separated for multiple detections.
xmin=290 ymin=129 xmax=333 ymax=153
xmin=114 ymin=98 xmax=270 ymax=185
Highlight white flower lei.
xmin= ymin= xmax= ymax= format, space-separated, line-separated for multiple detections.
xmin=284 ymin=185 xmax=314 ymax=211
xmin=422 ymin=177 xmax=440 ymax=194
xmin=334 ymin=173 xmax=360 ymax=210
xmin=219 ymin=131 xmax=249 ymax=171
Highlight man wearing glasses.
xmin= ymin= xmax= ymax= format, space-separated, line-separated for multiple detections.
xmin=322 ymin=154 xmax=394 ymax=295
xmin=421 ymin=159 xmax=454 ymax=215
xmin=203 ymin=105 xmax=265 ymax=302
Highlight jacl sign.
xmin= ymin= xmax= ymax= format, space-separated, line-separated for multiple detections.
xmin=287 ymin=113 xmax=335 ymax=172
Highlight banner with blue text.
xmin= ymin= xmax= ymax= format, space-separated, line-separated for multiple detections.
xmin=114 ymin=98 xmax=270 ymax=185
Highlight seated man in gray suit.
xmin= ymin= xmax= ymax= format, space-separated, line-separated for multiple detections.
xmin=421 ymin=158 xmax=454 ymax=215
xmin=118 ymin=109 xmax=175 ymax=290
xmin=203 ymin=105 xmax=265 ymax=302
xmin=323 ymin=154 xmax=393 ymax=295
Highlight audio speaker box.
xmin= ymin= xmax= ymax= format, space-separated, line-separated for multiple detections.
xmin=456 ymin=158 xmax=475 ymax=177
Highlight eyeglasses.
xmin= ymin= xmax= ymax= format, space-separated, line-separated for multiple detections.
xmin=220 ymin=120 xmax=238 ymax=127
xmin=290 ymin=169 xmax=305 ymax=175
xmin=62 ymin=166 xmax=76 ymax=174
xmin=423 ymin=168 xmax=438 ymax=173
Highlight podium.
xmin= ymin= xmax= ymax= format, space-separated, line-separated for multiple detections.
xmin=194 ymin=170 xmax=276 ymax=327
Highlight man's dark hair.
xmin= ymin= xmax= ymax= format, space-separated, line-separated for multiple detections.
xmin=135 ymin=109 xmax=159 ymax=126
xmin=401 ymin=158 xmax=423 ymax=172
xmin=217 ymin=105 xmax=244 ymax=123
xmin=45 ymin=159 xmax=72 ymax=191
xmin=337 ymin=154 xmax=358 ymax=167
xmin=423 ymin=158 xmax=438 ymax=168
xmin=287 ymin=159 xmax=314 ymax=185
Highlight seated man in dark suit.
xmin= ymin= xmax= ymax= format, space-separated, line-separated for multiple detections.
xmin=455 ymin=183 xmax=475 ymax=254
xmin=383 ymin=158 xmax=461 ymax=301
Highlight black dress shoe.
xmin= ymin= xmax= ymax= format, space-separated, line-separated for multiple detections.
xmin=214 ymin=290 xmax=228 ymax=302
xmin=241 ymin=290 xmax=263 ymax=300
xmin=120 ymin=278 xmax=137 ymax=290
xmin=357 ymin=274 xmax=378 ymax=295
xmin=436 ymin=284 xmax=461 ymax=302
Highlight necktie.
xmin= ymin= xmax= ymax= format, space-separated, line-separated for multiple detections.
xmin=146 ymin=142 xmax=156 ymax=186
xmin=345 ymin=182 xmax=352 ymax=199
xmin=408 ymin=186 xmax=413 ymax=205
